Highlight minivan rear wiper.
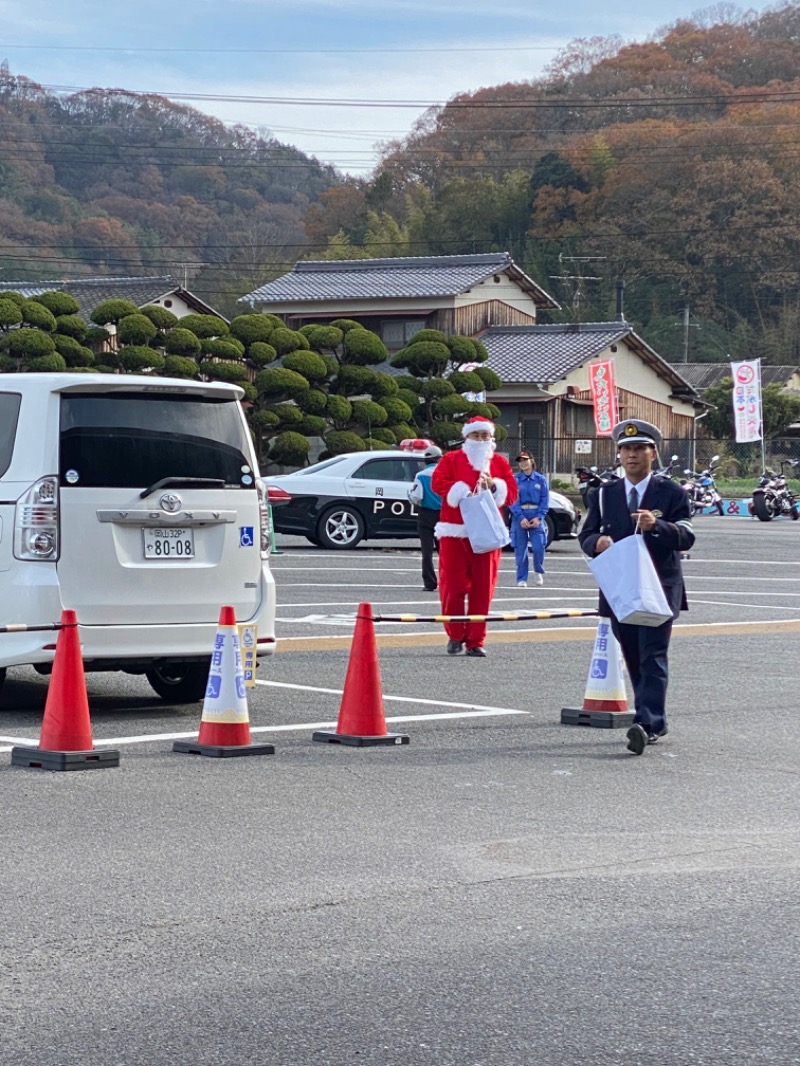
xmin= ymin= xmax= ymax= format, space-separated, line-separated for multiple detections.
xmin=139 ymin=476 xmax=226 ymax=499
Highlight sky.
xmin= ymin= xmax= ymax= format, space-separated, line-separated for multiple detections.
xmin=0 ymin=0 xmax=784 ymax=176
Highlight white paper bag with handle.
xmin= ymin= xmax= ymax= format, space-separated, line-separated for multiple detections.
xmin=460 ymin=489 xmax=510 ymax=554
xmin=587 ymin=531 xmax=672 ymax=626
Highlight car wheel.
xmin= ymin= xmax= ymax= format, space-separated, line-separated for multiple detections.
xmin=145 ymin=660 xmax=210 ymax=703
xmin=544 ymin=514 xmax=555 ymax=550
xmin=317 ymin=506 xmax=365 ymax=549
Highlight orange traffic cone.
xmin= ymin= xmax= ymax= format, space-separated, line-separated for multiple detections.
xmin=11 ymin=609 xmax=120 ymax=770
xmin=173 ymin=605 xmax=274 ymax=758
xmin=560 ymin=618 xmax=634 ymax=728
xmin=313 ymin=602 xmax=409 ymax=747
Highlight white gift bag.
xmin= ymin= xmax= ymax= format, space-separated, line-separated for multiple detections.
xmin=460 ymin=489 xmax=510 ymax=554
xmin=587 ymin=531 xmax=673 ymax=626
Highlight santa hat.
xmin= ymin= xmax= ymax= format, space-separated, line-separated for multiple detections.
xmin=461 ymin=415 xmax=495 ymax=438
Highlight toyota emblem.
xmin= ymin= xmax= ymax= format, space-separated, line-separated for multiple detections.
xmin=160 ymin=492 xmax=183 ymax=513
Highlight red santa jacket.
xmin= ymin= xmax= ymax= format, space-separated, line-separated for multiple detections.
xmin=431 ymin=449 xmax=518 ymax=539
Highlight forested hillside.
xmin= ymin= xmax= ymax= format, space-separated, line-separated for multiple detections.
xmin=0 ymin=67 xmax=340 ymax=316
xmin=311 ymin=4 xmax=800 ymax=365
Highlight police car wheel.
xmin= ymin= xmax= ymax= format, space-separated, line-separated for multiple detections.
xmin=317 ymin=506 xmax=365 ymax=549
xmin=146 ymin=660 xmax=211 ymax=703
xmin=544 ymin=514 xmax=555 ymax=549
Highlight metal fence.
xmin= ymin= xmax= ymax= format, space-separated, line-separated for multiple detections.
xmin=500 ymin=436 xmax=800 ymax=479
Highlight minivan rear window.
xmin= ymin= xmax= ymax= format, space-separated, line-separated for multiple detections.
xmin=0 ymin=393 xmax=22 ymax=478
xmin=59 ymin=393 xmax=253 ymax=489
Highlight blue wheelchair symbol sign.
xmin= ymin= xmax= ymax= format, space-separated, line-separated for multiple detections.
xmin=590 ymin=658 xmax=608 ymax=679
xmin=239 ymin=526 xmax=255 ymax=547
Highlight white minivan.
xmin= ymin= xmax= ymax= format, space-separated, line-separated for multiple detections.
xmin=0 ymin=373 xmax=276 ymax=702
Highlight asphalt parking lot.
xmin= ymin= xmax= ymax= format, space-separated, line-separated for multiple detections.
xmin=2 ymin=516 xmax=800 ymax=1065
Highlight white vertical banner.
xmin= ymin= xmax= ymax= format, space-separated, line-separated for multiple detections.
xmin=730 ymin=359 xmax=763 ymax=443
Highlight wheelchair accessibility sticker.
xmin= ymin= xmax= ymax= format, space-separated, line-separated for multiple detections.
xmin=590 ymin=658 xmax=608 ymax=679
xmin=239 ymin=526 xmax=255 ymax=547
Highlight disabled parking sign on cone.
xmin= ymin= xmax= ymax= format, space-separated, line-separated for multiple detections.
xmin=560 ymin=618 xmax=633 ymax=728
xmin=173 ymin=605 xmax=274 ymax=758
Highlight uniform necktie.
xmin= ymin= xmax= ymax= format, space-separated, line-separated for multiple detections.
xmin=628 ymin=486 xmax=639 ymax=513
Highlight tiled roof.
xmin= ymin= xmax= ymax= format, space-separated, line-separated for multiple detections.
xmin=673 ymin=362 xmax=800 ymax=390
xmin=0 ymin=276 xmax=222 ymax=321
xmin=241 ymin=253 xmax=558 ymax=309
xmin=481 ymin=322 xmax=697 ymax=394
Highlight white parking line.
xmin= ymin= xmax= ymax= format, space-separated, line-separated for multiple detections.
xmin=0 ymin=703 xmax=529 ymax=753
xmin=256 ymin=679 xmax=528 ymax=714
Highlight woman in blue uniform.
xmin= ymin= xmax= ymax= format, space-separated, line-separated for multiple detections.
xmin=509 ymin=451 xmax=549 ymax=587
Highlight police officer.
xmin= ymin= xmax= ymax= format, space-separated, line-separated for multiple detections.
xmin=408 ymin=446 xmax=443 ymax=591
xmin=509 ymin=450 xmax=549 ymax=587
xmin=578 ymin=419 xmax=695 ymax=755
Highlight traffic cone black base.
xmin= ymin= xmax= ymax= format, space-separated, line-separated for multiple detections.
xmin=172 ymin=739 xmax=275 ymax=758
xmin=559 ymin=708 xmax=634 ymax=728
xmin=10 ymin=745 xmax=120 ymax=771
xmin=312 ymin=730 xmax=409 ymax=747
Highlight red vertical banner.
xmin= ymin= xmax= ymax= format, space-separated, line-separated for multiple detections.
xmin=588 ymin=360 xmax=618 ymax=437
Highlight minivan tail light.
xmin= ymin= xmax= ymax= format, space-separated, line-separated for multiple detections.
xmin=256 ymin=478 xmax=271 ymax=556
xmin=15 ymin=477 xmax=60 ymax=560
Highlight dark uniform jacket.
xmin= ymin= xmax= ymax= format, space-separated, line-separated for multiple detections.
xmin=578 ymin=476 xmax=695 ymax=619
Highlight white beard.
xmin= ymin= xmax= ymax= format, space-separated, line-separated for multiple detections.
xmin=462 ymin=438 xmax=495 ymax=472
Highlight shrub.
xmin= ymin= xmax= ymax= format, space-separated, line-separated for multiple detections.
xmin=177 ymin=314 xmax=229 ymax=338
xmin=297 ymin=388 xmax=328 ymax=415
xmin=34 ymin=291 xmax=81 ymax=316
xmin=118 ymin=313 xmax=158 ymax=346
xmin=21 ymin=300 xmax=57 ymax=331
xmin=91 ymin=299 xmax=140 ymax=325
xmin=245 ymin=341 xmax=278 ymax=366
xmin=163 ymin=355 xmax=199 ymax=378
xmin=282 ymin=350 xmax=329 ymax=382
xmin=5 ymin=328 xmax=56 ymax=360
xmin=254 ymin=367 xmax=310 ymax=399
xmin=420 ymin=377 xmax=456 ymax=400
xmin=202 ymin=360 xmax=250 ymax=384
xmin=268 ymin=431 xmax=312 ymax=466
xmin=229 ymin=314 xmax=277 ymax=346
xmin=324 ymin=430 xmax=365 ymax=455
xmin=302 ymin=324 xmax=344 ymax=350
xmin=329 ymin=318 xmax=364 ymax=333
xmin=472 ymin=365 xmax=501 ymax=391
xmin=28 ymin=352 xmax=68 ymax=372
xmin=326 ymin=394 xmax=353 ymax=424
xmin=343 ymin=328 xmax=387 ymax=365
xmin=164 ymin=327 xmax=201 ymax=357
xmin=119 ymin=346 xmax=166 ymax=372
xmin=200 ymin=338 xmax=246 ymax=362
xmin=351 ymin=398 xmax=388 ymax=427
xmin=139 ymin=305 xmax=179 ymax=330
xmin=54 ymin=314 xmax=88 ymax=341
xmin=270 ymin=327 xmax=310 ymax=355
xmin=0 ymin=298 xmax=23 ymax=329
xmin=448 ymin=335 xmax=477 ymax=361
xmin=381 ymin=397 xmax=413 ymax=423
xmin=410 ymin=328 xmax=447 ymax=344
xmin=448 ymin=370 xmax=486 ymax=394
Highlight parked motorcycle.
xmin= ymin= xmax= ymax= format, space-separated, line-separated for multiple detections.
xmin=655 ymin=454 xmax=681 ymax=479
xmin=680 ymin=455 xmax=724 ymax=516
xmin=575 ymin=463 xmax=621 ymax=506
xmin=751 ymin=460 xmax=800 ymax=522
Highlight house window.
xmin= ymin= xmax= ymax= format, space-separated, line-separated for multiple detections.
xmin=380 ymin=320 xmax=425 ymax=348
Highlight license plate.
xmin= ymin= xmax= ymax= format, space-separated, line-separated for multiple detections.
xmin=142 ymin=527 xmax=195 ymax=559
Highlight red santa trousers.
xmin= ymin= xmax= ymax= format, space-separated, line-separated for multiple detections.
xmin=438 ymin=537 xmax=501 ymax=648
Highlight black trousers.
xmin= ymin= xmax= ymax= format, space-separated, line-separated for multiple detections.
xmin=609 ymin=614 xmax=673 ymax=735
xmin=417 ymin=508 xmax=440 ymax=590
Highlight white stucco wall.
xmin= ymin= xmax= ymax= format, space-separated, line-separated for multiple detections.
xmin=453 ymin=272 xmax=540 ymax=316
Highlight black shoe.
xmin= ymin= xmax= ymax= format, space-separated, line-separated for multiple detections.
xmin=446 ymin=640 xmax=464 ymax=655
xmin=648 ymin=726 xmax=668 ymax=745
xmin=423 ymin=585 xmax=438 ymax=592
xmin=626 ymin=724 xmax=648 ymax=755
xmin=465 ymin=646 xmax=486 ymax=657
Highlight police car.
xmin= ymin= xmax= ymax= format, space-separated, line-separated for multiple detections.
xmin=269 ymin=444 xmax=580 ymax=549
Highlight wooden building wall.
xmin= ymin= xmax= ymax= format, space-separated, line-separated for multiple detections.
xmin=428 ymin=301 xmax=537 ymax=336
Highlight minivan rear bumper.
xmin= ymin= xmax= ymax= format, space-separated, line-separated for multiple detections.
xmin=0 ymin=565 xmax=276 ymax=669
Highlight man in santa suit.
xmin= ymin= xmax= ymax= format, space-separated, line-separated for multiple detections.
xmin=431 ymin=415 xmax=518 ymax=657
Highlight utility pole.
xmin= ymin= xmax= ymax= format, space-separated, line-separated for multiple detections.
xmin=683 ymin=305 xmax=690 ymax=363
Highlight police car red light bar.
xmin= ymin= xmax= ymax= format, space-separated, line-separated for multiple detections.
xmin=267 ymin=486 xmax=292 ymax=502
xmin=399 ymin=438 xmax=435 ymax=451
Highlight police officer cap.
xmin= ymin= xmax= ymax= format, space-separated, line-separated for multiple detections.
xmin=422 ymin=445 xmax=442 ymax=459
xmin=611 ymin=419 xmax=663 ymax=448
